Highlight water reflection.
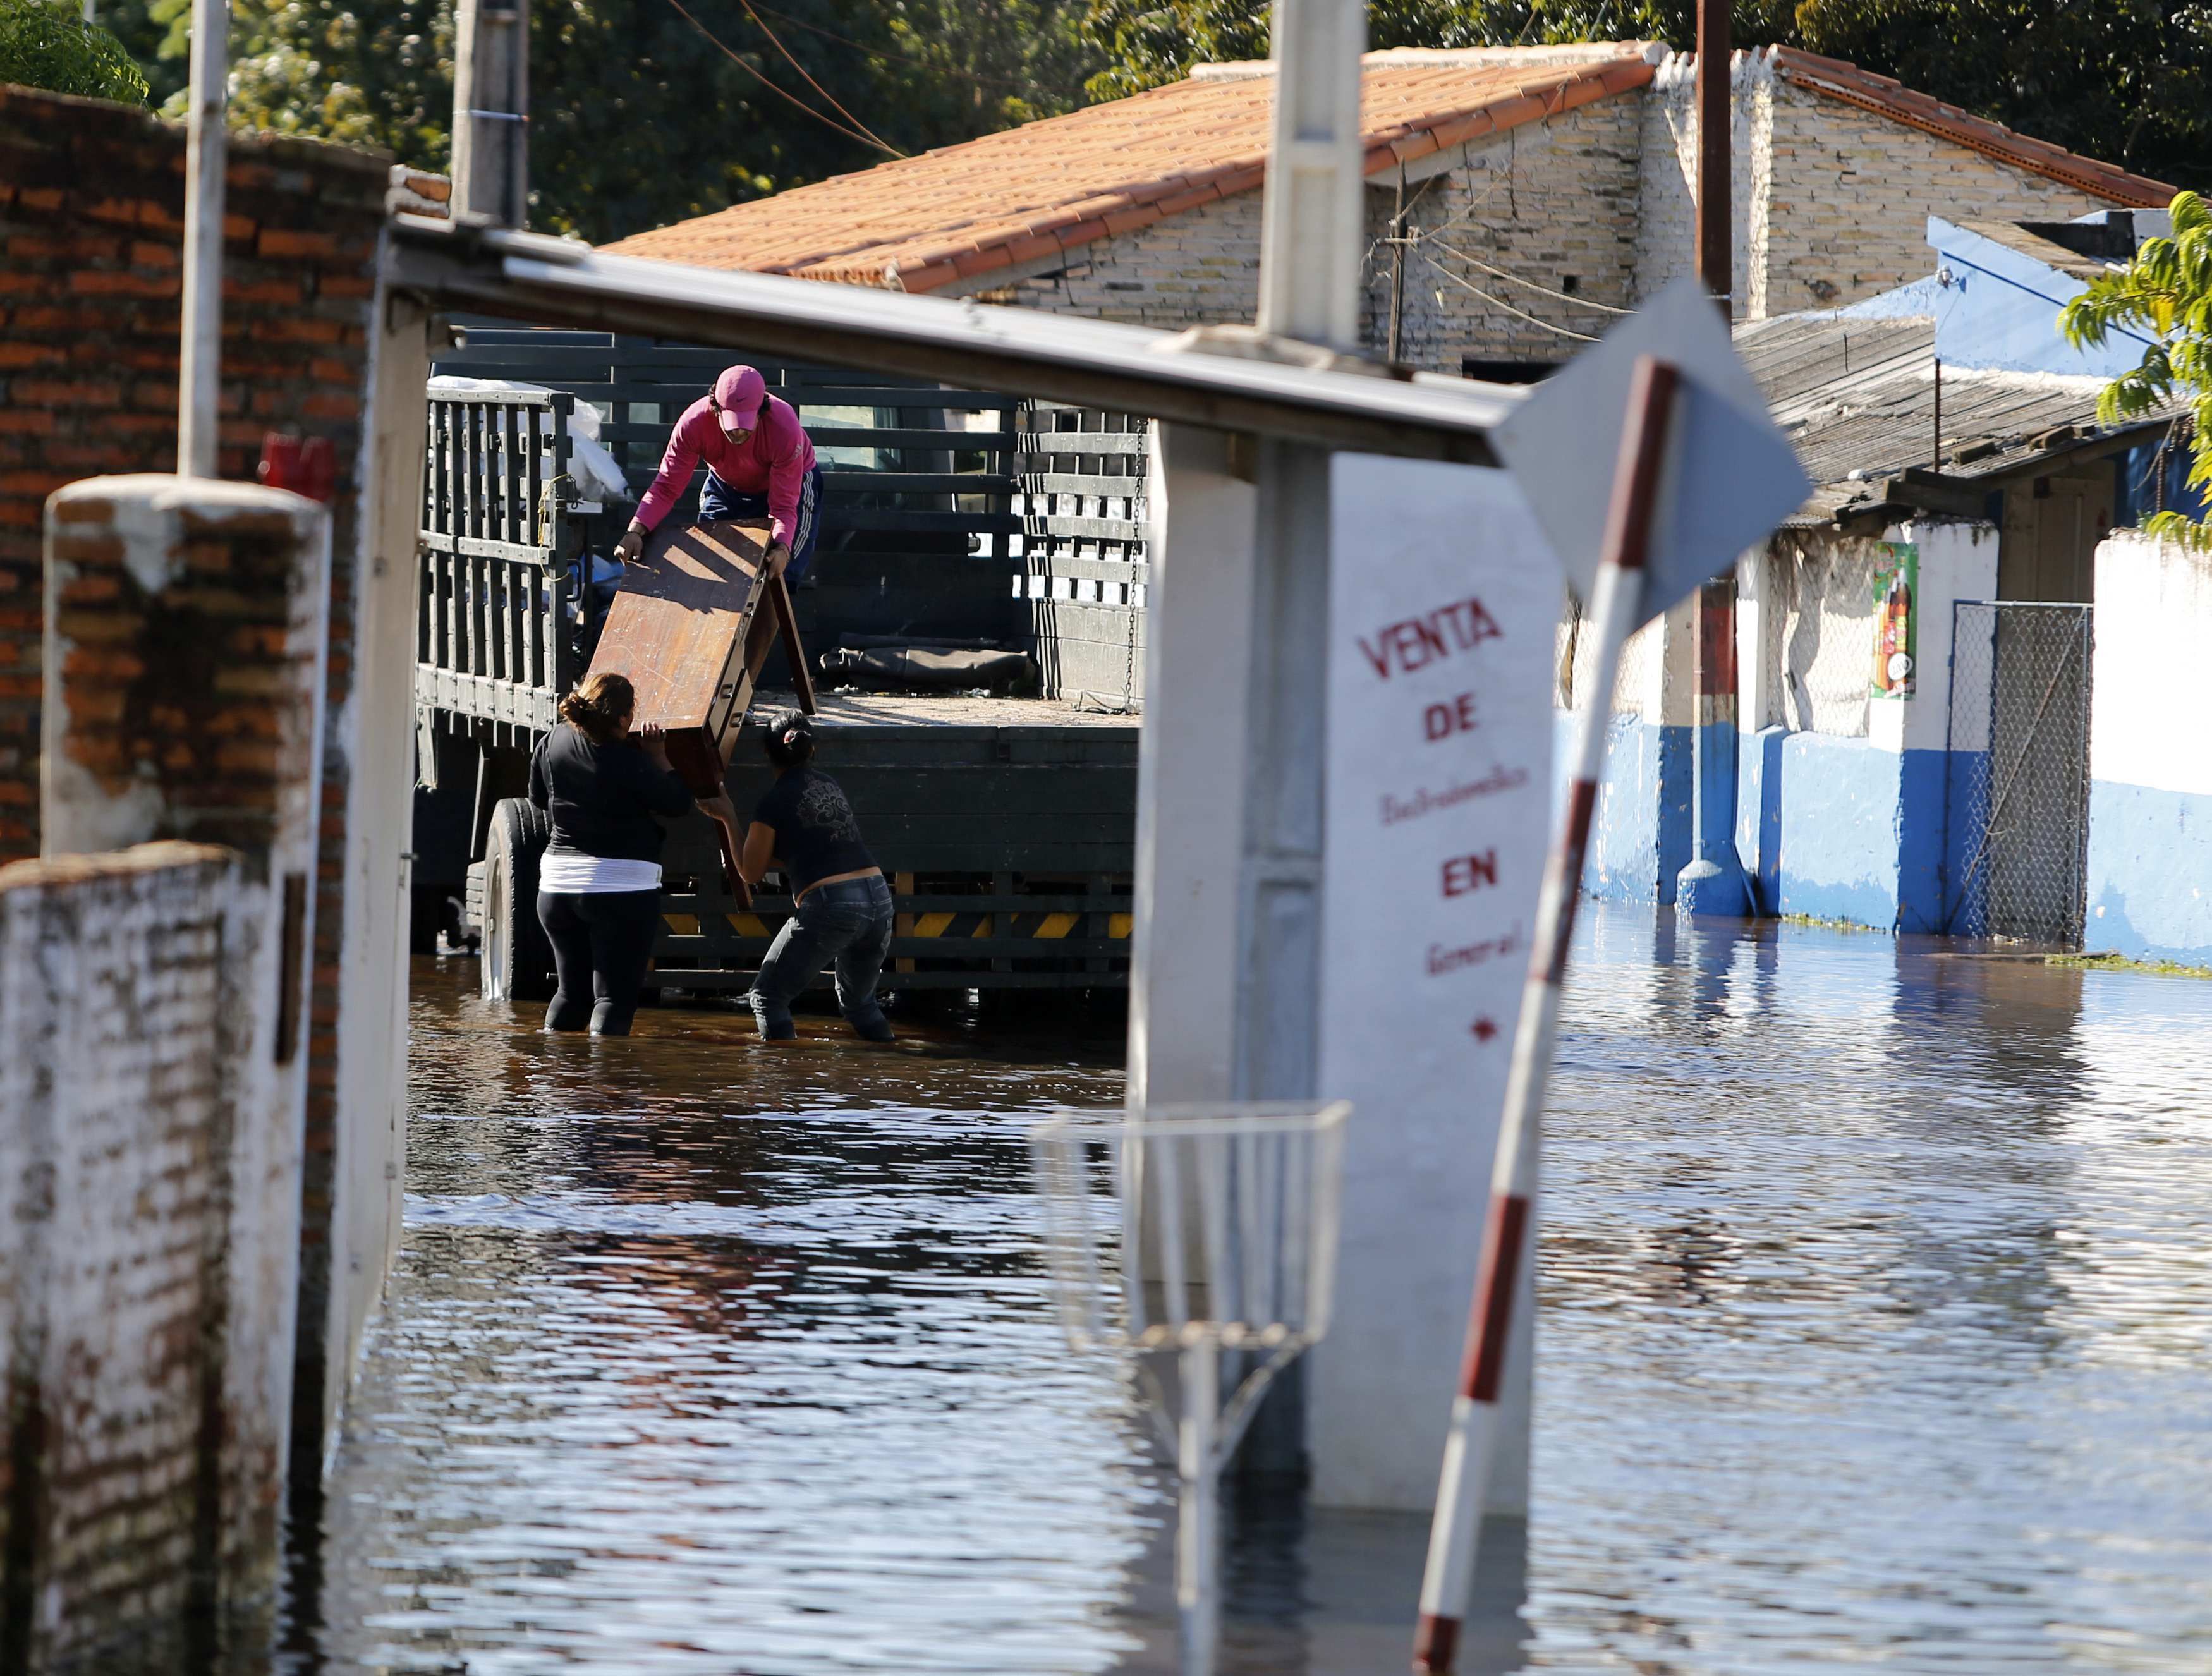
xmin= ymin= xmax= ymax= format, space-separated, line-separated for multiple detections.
xmin=292 ymin=915 xmax=2212 ymax=1674
xmin=1538 ymin=918 xmax=2212 ymax=1672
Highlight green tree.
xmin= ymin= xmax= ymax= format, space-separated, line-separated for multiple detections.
xmin=85 ymin=0 xmax=1097 ymax=242
xmin=2063 ymin=188 xmax=2211 ymax=542
xmin=0 ymin=0 xmax=150 ymax=102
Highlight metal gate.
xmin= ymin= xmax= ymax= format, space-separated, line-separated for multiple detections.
xmin=1944 ymin=602 xmax=2094 ymax=943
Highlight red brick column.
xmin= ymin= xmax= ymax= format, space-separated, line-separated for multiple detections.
xmin=1 ymin=90 xmax=410 ymax=1492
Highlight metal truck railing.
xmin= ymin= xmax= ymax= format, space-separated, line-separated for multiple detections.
xmin=418 ymin=384 xmax=591 ymax=737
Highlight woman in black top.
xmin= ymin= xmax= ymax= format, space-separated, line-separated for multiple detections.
xmin=738 ymin=710 xmax=895 ymax=1042
xmin=529 ymin=671 xmax=738 ymax=1035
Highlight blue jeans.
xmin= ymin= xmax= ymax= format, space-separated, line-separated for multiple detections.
xmin=701 ymin=461 xmax=824 ymax=585
xmin=748 ymin=873 xmax=894 ymax=1038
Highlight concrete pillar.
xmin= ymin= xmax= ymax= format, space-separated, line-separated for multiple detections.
xmin=24 ymin=473 xmax=330 ymax=1658
xmin=1131 ymin=0 xmax=1369 ymax=1489
xmin=291 ymin=282 xmax=431 ymax=1483
xmin=451 ymin=0 xmax=531 ymax=226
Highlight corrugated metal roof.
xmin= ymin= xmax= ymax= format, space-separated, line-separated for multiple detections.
xmin=1735 ymin=312 xmax=2172 ymax=525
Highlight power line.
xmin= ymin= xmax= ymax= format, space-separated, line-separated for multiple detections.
xmin=750 ymin=3 xmax=1040 ymax=94
xmin=1418 ymin=250 xmax=1598 ymax=341
xmin=1421 ymin=236 xmax=1636 ymax=315
xmin=661 ymin=0 xmax=899 ymax=156
xmin=733 ymin=0 xmax=904 ymax=157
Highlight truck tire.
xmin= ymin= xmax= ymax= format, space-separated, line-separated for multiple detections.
xmin=481 ymin=798 xmax=556 ymax=1004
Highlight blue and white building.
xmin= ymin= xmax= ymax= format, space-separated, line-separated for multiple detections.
xmin=1575 ymin=209 xmax=2205 ymax=956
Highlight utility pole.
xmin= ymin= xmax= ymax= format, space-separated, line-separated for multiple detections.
xmin=451 ymin=0 xmax=531 ymax=226
xmin=1695 ymin=0 xmax=1730 ymax=316
xmin=176 ymin=0 xmax=228 ymax=477
xmin=1676 ymin=0 xmax=1755 ymax=920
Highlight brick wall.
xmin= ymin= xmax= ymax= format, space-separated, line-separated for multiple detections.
xmin=23 ymin=476 xmax=330 ymax=1659
xmin=1757 ymin=76 xmax=2100 ymax=316
xmin=0 ymin=88 xmax=385 ymax=863
xmin=1638 ymin=52 xmax=2104 ymax=318
xmin=1366 ymin=95 xmax=1646 ymax=370
xmin=983 ymin=188 xmax=1268 ymax=331
xmin=0 ymin=87 xmax=398 ymax=1505
xmin=0 ymin=842 xmax=270 ymax=1667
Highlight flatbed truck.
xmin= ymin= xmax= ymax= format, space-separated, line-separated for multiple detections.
xmin=409 ymin=329 xmax=1148 ymax=1002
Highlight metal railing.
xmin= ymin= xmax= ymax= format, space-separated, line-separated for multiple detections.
xmin=418 ymin=386 xmax=585 ymax=732
xmin=418 ymin=333 xmax=1156 ymax=722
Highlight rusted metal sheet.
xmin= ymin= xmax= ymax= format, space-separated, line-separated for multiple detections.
xmin=588 ymin=518 xmax=777 ymax=792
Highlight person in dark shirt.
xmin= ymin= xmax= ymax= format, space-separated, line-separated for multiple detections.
xmin=737 ymin=710 xmax=895 ymax=1042
xmin=529 ymin=671 xmax=737 ymax=1035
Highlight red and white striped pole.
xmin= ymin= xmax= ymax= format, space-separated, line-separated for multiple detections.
xmin=1412 ymin=355 xmax=1681 ymax=1674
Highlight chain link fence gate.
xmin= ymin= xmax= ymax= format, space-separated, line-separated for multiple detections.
xmin=1944 ymin=602 xmax=2094 ymax=944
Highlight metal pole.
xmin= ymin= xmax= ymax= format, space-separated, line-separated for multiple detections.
xmin=1387 ymin=168 xmax=1407 ymax=363
xmin=1178 ymin=1341 xmax=1221 ymax=1676
xmin=1411 ymin=356 xmax=1681 ymax=1675
xmin=176 ymin=0 xmax=229 ymax=478
xmin=1218 ymin=0 xmax=1367 ymax=1481
xmin=1695 ymin=0 xmax=1731 ymax=315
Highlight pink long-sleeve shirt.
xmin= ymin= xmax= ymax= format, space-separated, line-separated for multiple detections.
xmin=634 ymin=392 xmax=817 ymax=548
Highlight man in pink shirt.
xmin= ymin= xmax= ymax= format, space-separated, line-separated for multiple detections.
xmin=613 ymin=365 xmax=824 ymax=583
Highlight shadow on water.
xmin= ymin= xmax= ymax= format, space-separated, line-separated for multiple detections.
xmin=234 ymin=911 xmax=2212 ymax=1675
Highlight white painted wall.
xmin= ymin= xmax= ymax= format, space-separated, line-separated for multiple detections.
xmin=2088 ymin=532 xmax=2212 ymax=799
xmin=1310 ymin=458 xmax=1552 ymax=1514
xmin=312 ymin=279 xmax=432 ymax=1461
xmin=1127 ymin=423 xmax=1260 ymax=1113
xmin=1878 ymin=518 xmax=2000 ymax=755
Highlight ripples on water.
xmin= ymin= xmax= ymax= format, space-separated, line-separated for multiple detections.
xmin=305 ymin=915 xmax=2212 ymax=1673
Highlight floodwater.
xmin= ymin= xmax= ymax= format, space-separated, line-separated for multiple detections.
xmin=289 ymin=911 xmax=2212 ymax=1674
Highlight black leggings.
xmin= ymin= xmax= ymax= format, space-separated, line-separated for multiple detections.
xmin=537 ymin=889 xmax=661 ymax=1035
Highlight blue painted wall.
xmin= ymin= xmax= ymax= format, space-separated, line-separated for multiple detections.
xmin=1558 ymin=712 xmax=1692 ymax=907
xmin=1927 ymin=215 xmax=2160 ymax=379
xmin=2085 ymin=779 xmax=2212 ymax=965
xmin=1767 ymin=732 xmax=1904 ymax=928
xmin=1725 ymin=728 xmax=1967 ymax=932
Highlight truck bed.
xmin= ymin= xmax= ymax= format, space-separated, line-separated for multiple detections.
xmin=653 ymin=690 xmax=1141 ymax=991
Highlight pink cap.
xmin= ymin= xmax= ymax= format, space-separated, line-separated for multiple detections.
xmin=714 ymin=365 xmax=767 ymax=434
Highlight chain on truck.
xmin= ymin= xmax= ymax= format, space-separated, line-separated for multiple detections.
xmin=408 ymin=328 xmax=1150 ymax=1007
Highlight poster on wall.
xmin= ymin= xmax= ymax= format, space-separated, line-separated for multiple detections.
xmin=1310 ymin=455 xmax=1556 ymax=1512
xmin=1872 ymin=541 xmax=1919 ymax=697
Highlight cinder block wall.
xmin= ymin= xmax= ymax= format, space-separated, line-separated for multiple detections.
xmin=983 ymin=188 xmax=1268 ymax=330
xmin=1364 ymin=95 xmax=1645 ymax=369
xmin=972 ymin=50 xmax=2136 ymax=364
xmin=1639 ymin=52 xmax=2106 ymax=318
xmin=0 ymin=88 xmax=400 ymax=1502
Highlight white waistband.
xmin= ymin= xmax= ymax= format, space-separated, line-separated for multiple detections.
xmin=540 ymin=852 xmax=662 ymax=894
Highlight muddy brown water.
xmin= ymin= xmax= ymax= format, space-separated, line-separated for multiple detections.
xmin=276 ymin=909 xmax=2212 ymax=1673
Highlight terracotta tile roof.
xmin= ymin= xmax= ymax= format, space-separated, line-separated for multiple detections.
xmin=604 ymin=46 xmax=1663 ymax=291
xmin=1769 ymin=48 xmax=2177 ymax=209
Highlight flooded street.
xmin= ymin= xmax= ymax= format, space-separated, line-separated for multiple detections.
xmin=299 ymin=910 xmax=2212 ymax=1673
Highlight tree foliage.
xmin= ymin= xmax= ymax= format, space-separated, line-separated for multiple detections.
xmin=2063 ymin=188 xmax=2212 ymax=544
xmin=82 ymin=0 xmax=1097 ymax=243
xmin=1079 ymin=1 xmax=2212 ymax=191
xmin=0 ymin=0 xmax=150 ymax=102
